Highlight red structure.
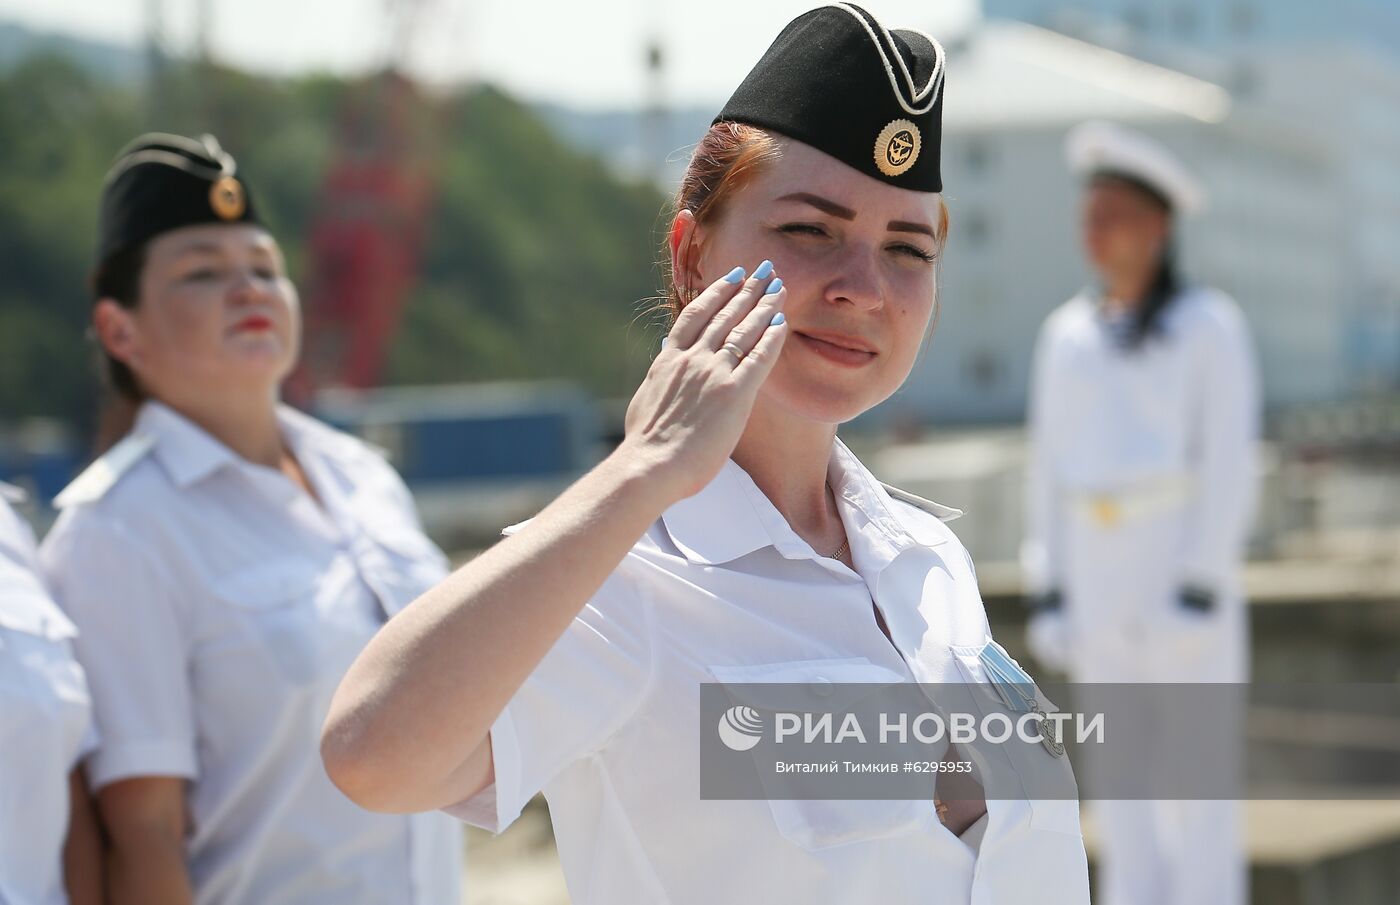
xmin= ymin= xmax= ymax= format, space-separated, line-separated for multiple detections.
xmin=287 ymin=70 xmax=437 ymax=402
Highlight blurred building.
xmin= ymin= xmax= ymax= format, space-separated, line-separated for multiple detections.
xmin=982 ymin=0 xmax=1400 ymax=55
xmin=875 ymin=21 xmax=1346 ymax=427
xmin=1228 ymin=44 xmax=1400 ymax=395
xmin=953 ymin=0 xmax=1400 ymax=413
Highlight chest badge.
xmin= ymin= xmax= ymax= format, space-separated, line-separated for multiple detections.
xmin=979 ymin=641 xmax=1065 ymax=758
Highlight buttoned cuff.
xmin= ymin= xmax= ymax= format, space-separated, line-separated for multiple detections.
xmin=441 ymin=705 xmax=526 ymax=835
xmin=86 ymin=739 xmax=198 ymax=792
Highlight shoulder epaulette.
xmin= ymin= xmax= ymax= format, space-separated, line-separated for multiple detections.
xmin=880 ymin=481 xmax=963 ymax=522
xmin=53 ymin=433 xmax=156 ymax=509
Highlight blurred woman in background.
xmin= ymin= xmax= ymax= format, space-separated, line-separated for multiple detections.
xmin=1021 ymin=120 xmax=1260 ymax=905
xmin=39 ymin=133 xmax=461 ymax=905
xmin=0 ymin=481 xmax=102 ymax=905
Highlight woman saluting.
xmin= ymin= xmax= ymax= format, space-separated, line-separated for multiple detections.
xmin=324 ymin=6 xmax=1091 ymax=903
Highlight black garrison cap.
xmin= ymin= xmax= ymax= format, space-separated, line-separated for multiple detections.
xmin=715 ymin=3 xmax=946 ymax=192
xmin=96 ymin=132 xmax=261 ymax=264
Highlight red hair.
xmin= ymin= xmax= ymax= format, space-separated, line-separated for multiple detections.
xmin=662 ymin=122 xmax=782 ymax=316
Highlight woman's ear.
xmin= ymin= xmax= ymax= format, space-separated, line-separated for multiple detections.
xmin=93 ymin=299 xmax=140 ymax=368
xmin=670 ymin=210 xmax=703 ymax=301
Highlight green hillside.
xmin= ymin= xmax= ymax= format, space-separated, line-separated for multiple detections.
xmin=0 ymin=55 xmax=671 ymax=429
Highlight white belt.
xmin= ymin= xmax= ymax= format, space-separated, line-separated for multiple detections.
xmin=1068 ymin=473 xmax=1195 ymax=528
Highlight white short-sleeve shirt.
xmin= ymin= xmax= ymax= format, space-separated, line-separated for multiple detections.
xmin=446 ymin=438 xmax=1090 ymax=904
xmin=0 ymin=486 xmax=97 ymax=905
xmin=39 ymin=401 xmax=461 ymax=905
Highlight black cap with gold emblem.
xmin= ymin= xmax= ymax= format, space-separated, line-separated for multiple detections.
xmin=96 ymin=132 xmax=262 ymax=265
xmin=714 ymin=3 xmax=945 ymax=192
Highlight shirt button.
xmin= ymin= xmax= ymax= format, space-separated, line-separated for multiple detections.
xmin=812 ymin=676 xmax=833 ymax=696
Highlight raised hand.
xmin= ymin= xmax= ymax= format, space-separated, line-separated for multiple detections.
xmin=621 ymin=260 xmax=788 ymax=503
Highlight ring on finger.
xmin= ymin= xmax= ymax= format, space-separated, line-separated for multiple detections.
xmin=718 ymin=341 xmax=746 ymax=363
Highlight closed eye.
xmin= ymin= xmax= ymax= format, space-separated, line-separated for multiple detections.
xmin=890 ymin=242 xmax=937 ymax=263
xmin=776 ymin=223 xmax=829 ymax=238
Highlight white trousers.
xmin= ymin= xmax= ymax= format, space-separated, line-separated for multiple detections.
xmin=1061 ymin=505 xmax=1249 ymax=905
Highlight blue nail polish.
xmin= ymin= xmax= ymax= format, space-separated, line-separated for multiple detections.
xmin=771 ymin=312 xmax=786 ymax=326
xmin=753 ymin=259 xmax=774 ymax=280
xmin=723 ymin=266 xmax=746 ymax=284
xmin=765 ymin=277 xmax=784 ymax=294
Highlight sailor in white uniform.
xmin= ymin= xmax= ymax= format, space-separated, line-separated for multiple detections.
xmin=38 ymin=133 xmax=461 ymax=905
xmin=1022 ymin=120 xmax=1261 ymax=905
xmin=323 ymin=6 xmax=1091 ymax=904
xmin=0 ymin=483 xmax=102 ymax=905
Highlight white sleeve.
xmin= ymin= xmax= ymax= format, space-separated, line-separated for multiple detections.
xmin=1020 ymin=324 xmax=1068 ymax=597
xmin=39 ymin=514 xmax=198 ymax=791
xmin=441 ymin=548 xmax=656 ymax=834
xmin=1178 ymin=302 xmax=1261 ymax=590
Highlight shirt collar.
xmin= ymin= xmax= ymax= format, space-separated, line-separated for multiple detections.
xmin=828 ymin=438 xmax=949 ymax=550
xmin=137 ymin=399 xmax=344 ymax=490
xmin=659 ymin=436 xmax=948 ymax=567
xmin=659 ymin=458 xmax=775 ymax=565
xmin=137 ymin=400 xmax=240 ymax=488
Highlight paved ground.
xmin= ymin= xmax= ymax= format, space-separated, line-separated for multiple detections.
xmin=462 ymin=799 xmax=569 ymax=905
xmin=459 ymin=795 xmax=1400 ymax=903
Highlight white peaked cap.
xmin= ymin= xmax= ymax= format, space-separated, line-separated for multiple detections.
xmin=1065 ymin=120 xmax=1206 ymax=215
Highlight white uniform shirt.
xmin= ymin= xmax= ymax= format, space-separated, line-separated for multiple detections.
xmin=0 ymin=486 xmax=97 ymax=905
xmin=39 ymin=401 xmax=461 ymax=905
xmin=447 ymin=438 xmax=1090 ymax=904
xmin=1022 ymin=286 xmax=1261 ymax=597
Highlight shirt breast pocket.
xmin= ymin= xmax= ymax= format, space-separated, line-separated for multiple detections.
xmin=209 ymin=556 xmax=363 ymax=687
xmin=949 ymin=638 xmax=1082 ymax=836
xmin=706 ymin=656 xmax=940 ymax=852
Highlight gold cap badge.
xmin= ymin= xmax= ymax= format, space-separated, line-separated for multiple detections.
xmin=209 ymin=175 xmax=246 ymax=221
xmin=874 ymin=119 xmax=921 ymax=178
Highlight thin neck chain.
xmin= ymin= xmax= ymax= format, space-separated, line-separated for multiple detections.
xmin=825 ymin=480 xmax=850 ymax=560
